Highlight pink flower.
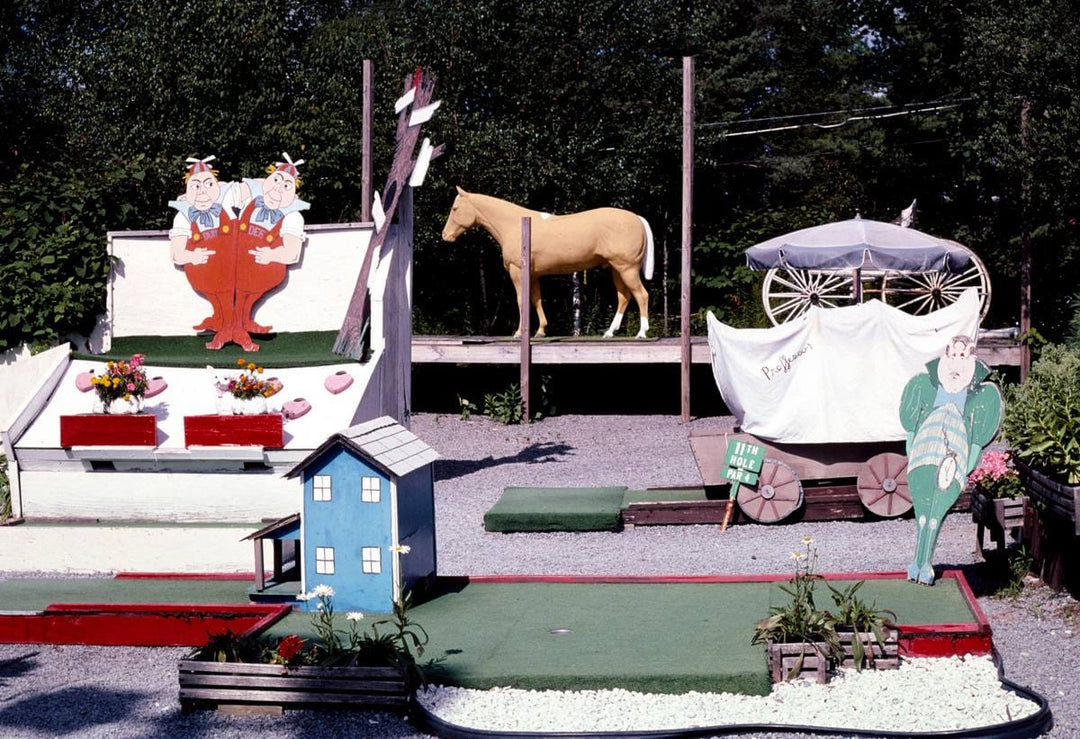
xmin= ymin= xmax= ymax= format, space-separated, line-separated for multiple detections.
xmin=126 ymin=382 xmax=136 ymax=391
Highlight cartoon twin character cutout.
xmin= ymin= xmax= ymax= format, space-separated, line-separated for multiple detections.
xmin=169 ymin=154 xmax=310 ymax=351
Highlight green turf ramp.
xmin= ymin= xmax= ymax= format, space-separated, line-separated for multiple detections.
xmin=484 ymin=486 xmax=628 ymax=532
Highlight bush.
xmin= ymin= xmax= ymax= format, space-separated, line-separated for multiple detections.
xmin=1002 ymin=344 xmax=1080 ymax=483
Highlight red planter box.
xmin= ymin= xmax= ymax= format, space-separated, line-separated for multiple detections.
xmin=184 ymin=414 xmax=284 ymax=448
xmin=60 ymin=414 xmax=157 ymax=447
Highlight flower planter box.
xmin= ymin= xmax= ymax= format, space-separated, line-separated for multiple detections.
xmin=183 ymin=414 xmax=284 ymax=448
xmin=178 ymin=660 xmax=409 ymax=714
xmin=971 ymin=488 xmax=1028 ymax=552
xmin=767 ymin=628 xmax=899 ymax=684
xmin=1018 ymin=461 xmax=1080 ymax=535
xmin=59 ymin=414 xmax=157 ymax=447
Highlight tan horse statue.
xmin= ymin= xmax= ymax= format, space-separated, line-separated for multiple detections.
xmin=441 ymin=187 xmax=654 ymax=338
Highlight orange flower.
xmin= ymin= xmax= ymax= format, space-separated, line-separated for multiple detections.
xmin=237 ymin=358 xmax=246 ymax=367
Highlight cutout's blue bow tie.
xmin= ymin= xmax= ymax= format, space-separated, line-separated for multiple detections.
xmin=253 ymin=196 xmax=284 ymax=225
xmin=188 ymin=203 xmax=222 ymax=227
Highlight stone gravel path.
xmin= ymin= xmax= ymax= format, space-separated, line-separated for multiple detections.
xmin=0 ymin=413 xmax=1076 ymax=737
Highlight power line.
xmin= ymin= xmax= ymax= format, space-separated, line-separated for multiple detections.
xmin=701 ymin=97 xmax=974 ymax=137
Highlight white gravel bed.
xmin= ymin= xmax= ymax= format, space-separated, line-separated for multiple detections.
xmin=0 ymin=413 xmax=1075 ymax=738
xmin=417 ymin=655 xmax=1039 ymax=734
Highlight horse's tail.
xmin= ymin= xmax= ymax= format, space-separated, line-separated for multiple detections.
xmin=638 ymin=216 xmax=655 ymax=280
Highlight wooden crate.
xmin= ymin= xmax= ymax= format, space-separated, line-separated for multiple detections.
xmin=972 ymin=489 xmax=1028 ymax=552
xmin=178 ymin=660 xmax=409 ymax=713
xmin=767 ymin=628 xmax=898 ymax=684
xmin=60 ymin=414 xmax=157 ymax=447
xmin=183 ymin=414 xmax=284 ymax=448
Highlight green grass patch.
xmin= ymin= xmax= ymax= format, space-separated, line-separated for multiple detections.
xmin=259 ymin=578 xmax=977 ymax=695
xmin=76 ymin=332 xmax=357 ymax=368
xmin=484 ymin=487 xmax=628 ymax=532
xmin=0 ymin=577 xmax=253 ymax=611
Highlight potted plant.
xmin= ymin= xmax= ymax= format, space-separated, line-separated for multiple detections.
xmin=179 ymin=584 xmax=428 ymax=713
xmin=826 ymin=580 xmax=899 ymax=671
xmin=968 ymin=450 xmax=1028 ymax=552
xmin=186 ymin=358 xmax=284 ymax=447
xmin=59 ymin=354 xmax=158 ymax=446
xmin=752 ymin=538 xmax=842 ymax=683
xmin=225 ymin=358 xmax=274 ymax=415
xmin=89 ymin=354 xmax=149 ymax=414
xmin=1002 ymin=343 xmax=1080 ymax=586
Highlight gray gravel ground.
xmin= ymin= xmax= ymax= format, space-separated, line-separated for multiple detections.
xmin=1 ymin=412 xmax=1077 ymax=737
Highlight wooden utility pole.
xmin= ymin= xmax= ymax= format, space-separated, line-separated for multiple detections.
xmin=680 ymin=56 xmax=695 ymax=423
xmin=361 ymin=60 xmax=374 ymax=222
xmin=520 ymin=217 xmax=532 ymax=423
xmin=1020 ymin=96 xmax=1032 ymax=381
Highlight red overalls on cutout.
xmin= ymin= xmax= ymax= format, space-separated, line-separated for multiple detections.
xmin=184 ymin=208 xmax=235 ymax=334
xmin=231 ymin=199 xmax=289 ymax=350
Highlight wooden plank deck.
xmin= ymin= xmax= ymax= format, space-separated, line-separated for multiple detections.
xmin=412 ymin=332 xmax=1020 ymax=366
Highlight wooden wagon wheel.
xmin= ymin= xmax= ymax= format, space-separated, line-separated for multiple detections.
xmin=761 ymin=268 xmax=858 ymax=326
xmin=880 ymin=248 xmax=991 ymax=320
xmin=857 ymin=453 xmax=912 ymax=518
xmin=737 ymin=460 xmax=804 ymax=523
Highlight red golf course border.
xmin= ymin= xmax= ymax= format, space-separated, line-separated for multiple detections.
xmin=0 ymin=599 xmax=290 ymax=647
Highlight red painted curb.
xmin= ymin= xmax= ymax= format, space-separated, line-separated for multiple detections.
xmin=0 ymin=603 xmax=291 ymax=647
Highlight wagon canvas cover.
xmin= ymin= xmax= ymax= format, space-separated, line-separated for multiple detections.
xmin=744 ymin=217 xmax=973 ymax=272
xmin=705 ymin=288 xmax=981 ymax=444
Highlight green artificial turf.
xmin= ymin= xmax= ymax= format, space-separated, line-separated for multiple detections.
xmin=75 ymin=332 xmax=357 ymax=368
xmin=259 ymin=578 xmax=979 ymax=696
xmin=484 ymin=486 xmax=628 ymax=532
xmin=0 ymin=577 xmax=253 ymax=611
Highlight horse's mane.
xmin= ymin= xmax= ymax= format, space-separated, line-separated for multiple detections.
xmin=467 ymin=192 xmax=541 ymax=219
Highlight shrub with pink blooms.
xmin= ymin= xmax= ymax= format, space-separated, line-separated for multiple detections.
xmin=968 ymin=450 xmax=1024 ymax=499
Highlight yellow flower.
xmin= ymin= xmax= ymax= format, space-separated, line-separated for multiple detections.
xmin=256 ymin=367 xmax=264 ymax=374
xmin=791 ymin=551 xmax=805 ymax=560
xmin=112 ymin=377 xmax=121 ymax=387
xmin=802 ymin=536 xmax=813 ymax=545
xmin=106 ymin=361 xmax=114 ymax=369
xmin=123 ymin=394 xmax=131 ymax=401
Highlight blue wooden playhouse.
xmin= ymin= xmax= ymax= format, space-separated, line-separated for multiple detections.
xmin=252 ymin=416 xmax=438 ymax=613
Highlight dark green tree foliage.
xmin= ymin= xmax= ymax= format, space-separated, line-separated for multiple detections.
xmin=955 ymin=0 xmax=1080 ymax=337
xmin=3 ymin=0 xmax=1080 ymax=349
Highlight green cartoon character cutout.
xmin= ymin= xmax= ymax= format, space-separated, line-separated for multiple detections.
xmin=899 ymin=335 xmax=1002 ymax=585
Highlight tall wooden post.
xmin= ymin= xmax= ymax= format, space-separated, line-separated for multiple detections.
xmin=521 ymin=217 xmax=532 ymax=423
xmin=361 ymin=59 xmax=374 ymax=222
xmin=680 ymin=57 xmax=695 ymax=422
xmin=1019 ymin=96 xmax=1032 ymax=381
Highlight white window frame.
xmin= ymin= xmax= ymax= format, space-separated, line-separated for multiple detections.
xmin=315 ymin=546 xmax=335 ymax=574
xmin=361 ymin=546 xmax=382 ymax=574
xmin=361 ymin=475 xmax=381 ymax=503
xmin=313 ymin=474 xmax=332 ymax=502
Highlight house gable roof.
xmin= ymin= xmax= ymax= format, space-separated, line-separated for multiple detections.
xmin=285 ymin=415 xmax=439 ymax=480
xmin=243 ymin=512 xmax=301 ymax=541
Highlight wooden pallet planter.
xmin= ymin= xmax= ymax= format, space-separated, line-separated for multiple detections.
xmin=767 ymin=628 xmax=899 ymax=684
xmin=178 ymin=660 xmax=409 ymax=713
xmin=971 ymin=489 xmax=1028 ymax=552
xmin=183 ymin=414 xmax=284 ymax=448
xmin=59 ymin=414 xmax=157 ymax=447
xmin=1019 ymin=462 xmax=1080 ymax=533
xmin=1016 ymin=461 xmax=1080 ymax=589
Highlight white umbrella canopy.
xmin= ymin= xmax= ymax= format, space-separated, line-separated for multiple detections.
xmin=745 ymin=216 xmax=974 ymax=273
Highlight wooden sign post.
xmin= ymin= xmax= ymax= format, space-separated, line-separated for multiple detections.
xmin=720 ymin=437 xmax=765 ymax=530
xmin=520 ymin=217 xmax=532 ymax=423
